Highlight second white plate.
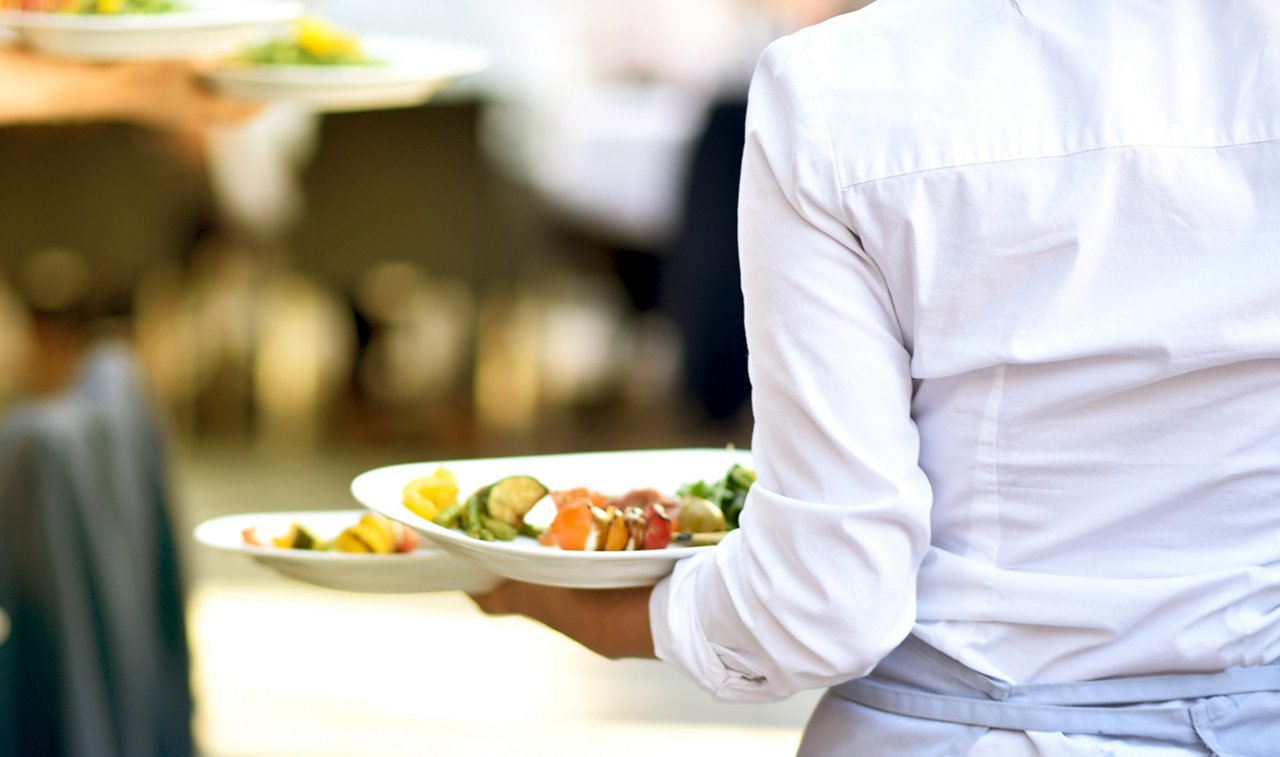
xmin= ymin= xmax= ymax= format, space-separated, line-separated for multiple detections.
xmin=0 ymin=0 xmax=302 ymax=60
xmin=194 ymin=510 xmax=501 ymax=594
xmin=203 ymin=34 xmax=489 ymax=112
xmin=351 ymin=448 xmax=752 ymax=589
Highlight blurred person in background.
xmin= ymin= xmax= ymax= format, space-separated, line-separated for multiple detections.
xmin=474 ymin=1 xmax=1280 ymax=755
xmin=295 ymin=0 xmax=858 ymax=424
xmin=663 ymin=0 xmax=868 ymax=423
xmin=0 ymin=42 xmax=262 ymax=757
xmin=406 ymin=0 xmax=859 ymax=423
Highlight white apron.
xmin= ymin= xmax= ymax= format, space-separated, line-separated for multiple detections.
xmin=799 ymin=636 xmax=1280 ymax=756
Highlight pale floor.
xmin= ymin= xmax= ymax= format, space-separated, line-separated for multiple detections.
xmin=175 ymin=436 xmax=821 ymax=757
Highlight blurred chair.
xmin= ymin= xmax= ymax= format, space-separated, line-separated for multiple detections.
xmin=0 ymin=342 xmax=193 ymax=757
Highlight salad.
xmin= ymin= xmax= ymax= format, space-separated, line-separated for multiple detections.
xmin=232 ymin=15 xmax=377 ymax=66
xmin=402 ymin=462 xmax=757 ymax=552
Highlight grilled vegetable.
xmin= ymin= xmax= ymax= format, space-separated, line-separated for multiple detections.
xmin=480 ymin=515 xmax=519 ymax=541
xmin=546 ymin=496 xmax=674 ymax=551
xmin=334 ymin=513 xmax=418 ymax=554
xmin=240 ymin=513 xmax=417 ymax=553
xmin=272 ymin=523 xmax=321 ymax=550
xmin=677 ymin=463 xmax=755 ymax=529
xmin=640 ymin=503 xmax=673 ymax=550
xmin=335 ymin=513 xmax=395 ymax=553
xmin=602 ymin=512 xmax=630 ymax=551
xmin=675 ymin=496 xmax=726 ymax=534
xmin=403 ymin=466 xmax=460 ymax=522
xmin=432 ymin=500 xmax=467 ymax=529
xmin=479 ymin=475 xmax=549 ymax=527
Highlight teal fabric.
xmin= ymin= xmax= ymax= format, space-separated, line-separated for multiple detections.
xmin=800 ymin=635 xmax=1279 ymax=756
xmin=0 ymin=344 xmax=193 ymax=757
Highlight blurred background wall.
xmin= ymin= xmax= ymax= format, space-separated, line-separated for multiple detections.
xmin=0 ymin=0 xmax=811 ymax=456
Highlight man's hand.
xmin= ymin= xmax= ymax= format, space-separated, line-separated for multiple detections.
xmin=107 ymin=56 xmax=262 ymax=131
xmin=0 ymin=47 xmax=261 ymax=129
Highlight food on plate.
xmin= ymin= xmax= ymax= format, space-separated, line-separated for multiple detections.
xmin=674 ymin=495 xmax=727 ymax=534
xmin=334 ymin=512 xmax=420 ymax=554
xmin=482 ymin=475 xmax=550 ymax=527
xmin=671 ymin=530 xmax=730 ymax=547
xmin=402 ymin=466 xmax=460 ymax=522
xmin=676 ymin=462 xmax=756 ymax=530
xmin=265 ymin=521 xmax=321 ymax=549
xmin=418 ymin=461 xmax=755 ymax=552
xmin=241 ymin=511 xmax=419 ymax=554
xmin=0 ymin=0 xmax=184 ymax=13
xmin=542 ymin=487 xmax=675 ymax=552
xmin=231 ymin=15 xmax=377 ymax=66
xmin=430 ymin=474 xmax=550 ymax=543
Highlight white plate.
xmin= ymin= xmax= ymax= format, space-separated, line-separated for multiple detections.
xmin=0 ymin=0 xmax=301 ymax=61
xmin=193 ymin=509 xmax=501 ymax=594
xmin=351 ymin=448 xmax=752 ymax=589
xmin=203 ymin=34 xmax=489 ymax=112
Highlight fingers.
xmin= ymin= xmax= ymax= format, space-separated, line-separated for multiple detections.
xmin=197 ymin=90 xmax=264 ymax=126
xmin=111 ymin=58 xmax=262 ymax=130
xmin=468 ymin=580 xmax=569 ymax=621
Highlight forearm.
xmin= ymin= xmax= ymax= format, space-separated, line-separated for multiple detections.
xmin=0 ymin=47 xmax=259 ymax=128
xmin=0 ymin=49 xmax=92 ymax=123
xmin=470 ymin=581 xmax=656 ymax=660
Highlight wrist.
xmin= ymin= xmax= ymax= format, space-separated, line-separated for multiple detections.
xmin=594 ymin=586 xmax=655 ymax=659
xmin=470 ymin=581 xmax=657 ymax=660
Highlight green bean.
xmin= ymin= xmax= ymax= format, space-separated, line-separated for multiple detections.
xmin=480 ymin=516 xmax=518 ymax=541
xmin=464 ymin=494 xmax=483 ymax=539
xmin=433 ymin=500 xmax=466 ymax=528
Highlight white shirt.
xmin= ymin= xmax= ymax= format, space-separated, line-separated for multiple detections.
xmin=651 ymin=0 xmax=1280 ymax=724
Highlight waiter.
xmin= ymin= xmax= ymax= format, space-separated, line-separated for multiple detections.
xmin=474 ymin=1 xmax=1280 ymax=754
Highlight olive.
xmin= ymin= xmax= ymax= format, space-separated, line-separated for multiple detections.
xmin=677 ymin=496 xmax=726 ymax=534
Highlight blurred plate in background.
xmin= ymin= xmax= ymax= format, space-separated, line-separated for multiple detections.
xmin=203 ymin=34 xmax=489 ymax=112
xmin=0 ymin=0 xmax=301 ymax=60
xmin=194 ymin=509 xmax=501 ymax=594
xmin=352 ymin=448 xmax=752 ymax=589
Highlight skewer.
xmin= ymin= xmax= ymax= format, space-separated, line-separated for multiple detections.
xmin=671 ymin=531 xmax=729 ymax=547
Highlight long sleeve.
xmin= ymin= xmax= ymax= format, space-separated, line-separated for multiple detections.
xmin=655 ymin=0 xmax=1280 ymax=701
xmin=649 ymin=34 xmax=933 ymax=701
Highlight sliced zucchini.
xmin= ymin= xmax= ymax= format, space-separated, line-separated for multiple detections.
xmin=480 ymin=475 xmax=549 ymax=527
